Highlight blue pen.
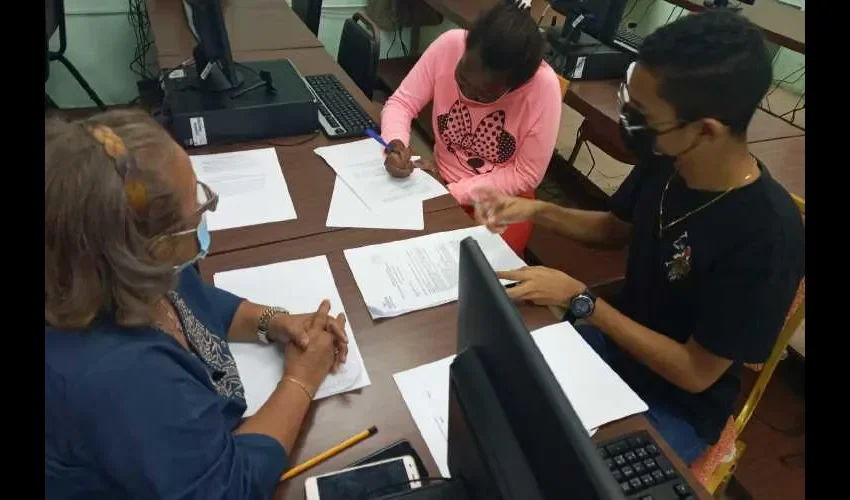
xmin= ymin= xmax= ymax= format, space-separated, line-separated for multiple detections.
xmin=365 ymin=128 xmax=392 ymax=153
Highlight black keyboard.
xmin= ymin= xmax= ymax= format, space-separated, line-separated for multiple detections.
xmin=304 ymin=74 xmax=378 ymax=139
xmin=597 ymin=431 xmax=697 ymax=500
xmin=613 ymin=29 xmax=645 ymax=54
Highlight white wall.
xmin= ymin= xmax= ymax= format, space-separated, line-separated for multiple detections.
xmin=46 ymin=0 xmax=144 ymax=107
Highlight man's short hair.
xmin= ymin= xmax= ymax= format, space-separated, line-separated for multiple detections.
xmin=638 ymin=10 xmax=773 ymax=137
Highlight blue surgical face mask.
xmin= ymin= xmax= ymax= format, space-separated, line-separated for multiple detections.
xmin=174 ymin=213 xmax=211 ymax=273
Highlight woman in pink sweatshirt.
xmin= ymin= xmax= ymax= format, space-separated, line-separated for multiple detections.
xmin=381 ymin=1 xmax=562 ymax=254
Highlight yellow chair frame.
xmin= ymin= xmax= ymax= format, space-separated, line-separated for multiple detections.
xmin=702 ymin=194 xmax=805 ymax=496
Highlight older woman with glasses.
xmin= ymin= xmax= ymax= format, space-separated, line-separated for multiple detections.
xmin=45 ymin=110 xmax=347 ymax=499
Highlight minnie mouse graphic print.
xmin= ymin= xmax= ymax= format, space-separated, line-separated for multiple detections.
xmin=380 ymin=29 xmax=562 ymax=206
xmin=438 ymin=101 xmax=517 ymax=173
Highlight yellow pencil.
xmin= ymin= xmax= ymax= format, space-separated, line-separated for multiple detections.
xmin=280 ymin=426 xmax=378 ymax=482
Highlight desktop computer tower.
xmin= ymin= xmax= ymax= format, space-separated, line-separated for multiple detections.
xmin=162 ymin=59 xmax=318 ymax=147
xmin=545 ymin=31 xmax=634 ymax=82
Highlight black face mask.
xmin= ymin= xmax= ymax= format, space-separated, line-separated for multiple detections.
xmin=619 ymin=104 xmax=698 ymax=165
xmin=619 ymin=105 xmax=659 ymax=164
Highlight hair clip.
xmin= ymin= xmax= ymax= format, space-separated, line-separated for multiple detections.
xmin=88 ymin=125 xmax=148 ymax=215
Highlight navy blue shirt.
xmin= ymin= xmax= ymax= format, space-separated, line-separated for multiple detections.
xmin=45 ymin=268 xmax=288 ymax=499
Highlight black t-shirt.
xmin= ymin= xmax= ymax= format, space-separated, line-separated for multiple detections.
xmin=607 ymin=158 xmax=805 ymax=444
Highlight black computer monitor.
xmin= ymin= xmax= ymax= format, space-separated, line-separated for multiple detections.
xmin=183 ymin=0 xmax=244 ymax=91
xmin=447 ymin=237 xmax=624 ymax=499
xmin=550 ymin=0 xmax=628 ymax=45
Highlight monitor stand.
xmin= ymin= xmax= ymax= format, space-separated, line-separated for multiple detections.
xmin=192 ymin=45 xmax=245 ymax=93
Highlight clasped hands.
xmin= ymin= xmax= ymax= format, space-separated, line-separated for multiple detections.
xmin=472 ymin=186 xmax=587 ymax=308
xmin=270 ymin=300 xmax=348 ymax=373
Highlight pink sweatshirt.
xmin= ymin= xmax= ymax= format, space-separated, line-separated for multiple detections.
xmin=381 ymin=29 xmax=562 ymax=206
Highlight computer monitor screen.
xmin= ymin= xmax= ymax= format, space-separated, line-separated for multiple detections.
xmin=454 ymin=237 xmax=624 ymax=499
xmin=551 ymin=0 xmax=628 ymax=45
xmin=183 ymin=0 xmax=243 ymax=90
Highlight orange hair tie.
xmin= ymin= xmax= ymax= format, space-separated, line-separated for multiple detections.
xmin=87 ymin=125 xmax=148 ymax=215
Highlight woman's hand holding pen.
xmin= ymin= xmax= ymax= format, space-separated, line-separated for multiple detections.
xmin=384 ymin=139 xmax=414 ymax=178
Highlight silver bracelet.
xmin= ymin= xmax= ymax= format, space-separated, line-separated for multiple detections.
xmin=256 ymin=306 xmax=288 ymax=344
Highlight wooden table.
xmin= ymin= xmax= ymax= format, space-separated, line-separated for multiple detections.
xmin=665 ymin=0 xmax=805 ymax=54
xmin=200 ymin=208 xmax=710 ymax=500
xmin=146 ymin=0 xmax=323 ymax=60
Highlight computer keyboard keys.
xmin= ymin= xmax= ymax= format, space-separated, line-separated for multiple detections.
xmin=620 ymin=482 xmax=632 ymax=494
xmin=629 ymin=477 xmax=643 ymax=491
xmin=624 ymin=451 xmax=637 ymax=462
xmin=636 ymin=447 xmax=649 ymax=459
xmin=673 ymin=483 xmax=690 ymax=496
xmin=655 ymin=457 xmax=677 ymax=479
xmin=622 ymin=465 xmax=635 ymax=478
xmin=628 ymin=435 xmax=646 ymax=448
xmin=652 ymin=470 xmax=666 ymax=482
xmin=632 ymin=462 xmax=645 ymax=474
xmin=640 ymin=474 xmax=655 ymax=487
xmin=614 ymin=455 xmax=627 ymax=467
xmin=645 ymin=444 xmax=659 ymax=456
xmin=644 ymin=458 xmax=657 ymax=470
xmin=607 ymin=441 xmax=627 ymax=456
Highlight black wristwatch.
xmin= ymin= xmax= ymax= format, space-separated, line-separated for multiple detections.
xmin=564 ymin=289 xmax=597 ymax=324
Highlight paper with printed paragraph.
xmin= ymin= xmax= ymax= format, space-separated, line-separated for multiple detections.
xmin=190 ymin=148 xmax=297 ymax=231
xmin=343 ymin=226 xmax=526 ymax=319
xmin=316 ymin=139 xmax=447 ymax=211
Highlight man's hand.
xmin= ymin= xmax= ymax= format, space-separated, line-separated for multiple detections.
xmin=497 ymin=266 xmax=586 ymax=307
xmin=384 ymin=139 xmax=414 ymax=178
xmin=271 ymin=310 xmax=349 ymax=372
xmin=472 ymin=186 xmax=542 ymax=234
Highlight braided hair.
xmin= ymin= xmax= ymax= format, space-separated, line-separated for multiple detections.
xmin=638 ymin=10 xmax=772 ymax=136
xmin=466 ymin=0 xmax=543 ymax=90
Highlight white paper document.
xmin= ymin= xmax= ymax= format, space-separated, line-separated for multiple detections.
xmin=326 ymin=177 xmax=424 ymax=231
xmin=190 ymin=148 xmax=297 ymax=231
xmin=315 ymin=139 xmax=448 ymax=210
xmin=344 ymin=226 xmax=526 ymax=319
xmin=393 ymin=322 xmax=648 ymax=477
xmin=214 ymin=256 xmax=370 ymax=415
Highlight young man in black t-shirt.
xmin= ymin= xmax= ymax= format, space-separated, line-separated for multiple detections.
xmin=473 ymin=11 xmax=804 ymax=464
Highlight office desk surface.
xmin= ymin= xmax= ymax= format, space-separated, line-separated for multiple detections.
xmin=146 ymin=0 xmax=322 ymax=60
xmin=750 ymin=136 xmax=805 ymax=199
xmin=200 ymin=208 xmax=709 ymax=500
xmin=567 ymin=80 xmax=805 ymax=145
xmin=665 ymin=0 xmax=805 ymax=54
xmin=158 ymin=47 xmax=456 ymax=256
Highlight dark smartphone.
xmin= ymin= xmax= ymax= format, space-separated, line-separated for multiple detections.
xmin=347 ymin=439 xmax=429 ymax=480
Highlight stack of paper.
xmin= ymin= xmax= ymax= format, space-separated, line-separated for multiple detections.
xmin=214 ymin=256 xmax=371 ymax=415
xmin=315 ymin=139 xmax=448 ymax=230
xmin=393 ymin=322 xmax=649 ymax=477
xmin=344 ymin=225 xmax=526 ymax=318
xmin=190 ymin=148 xmax=297 ymax=230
